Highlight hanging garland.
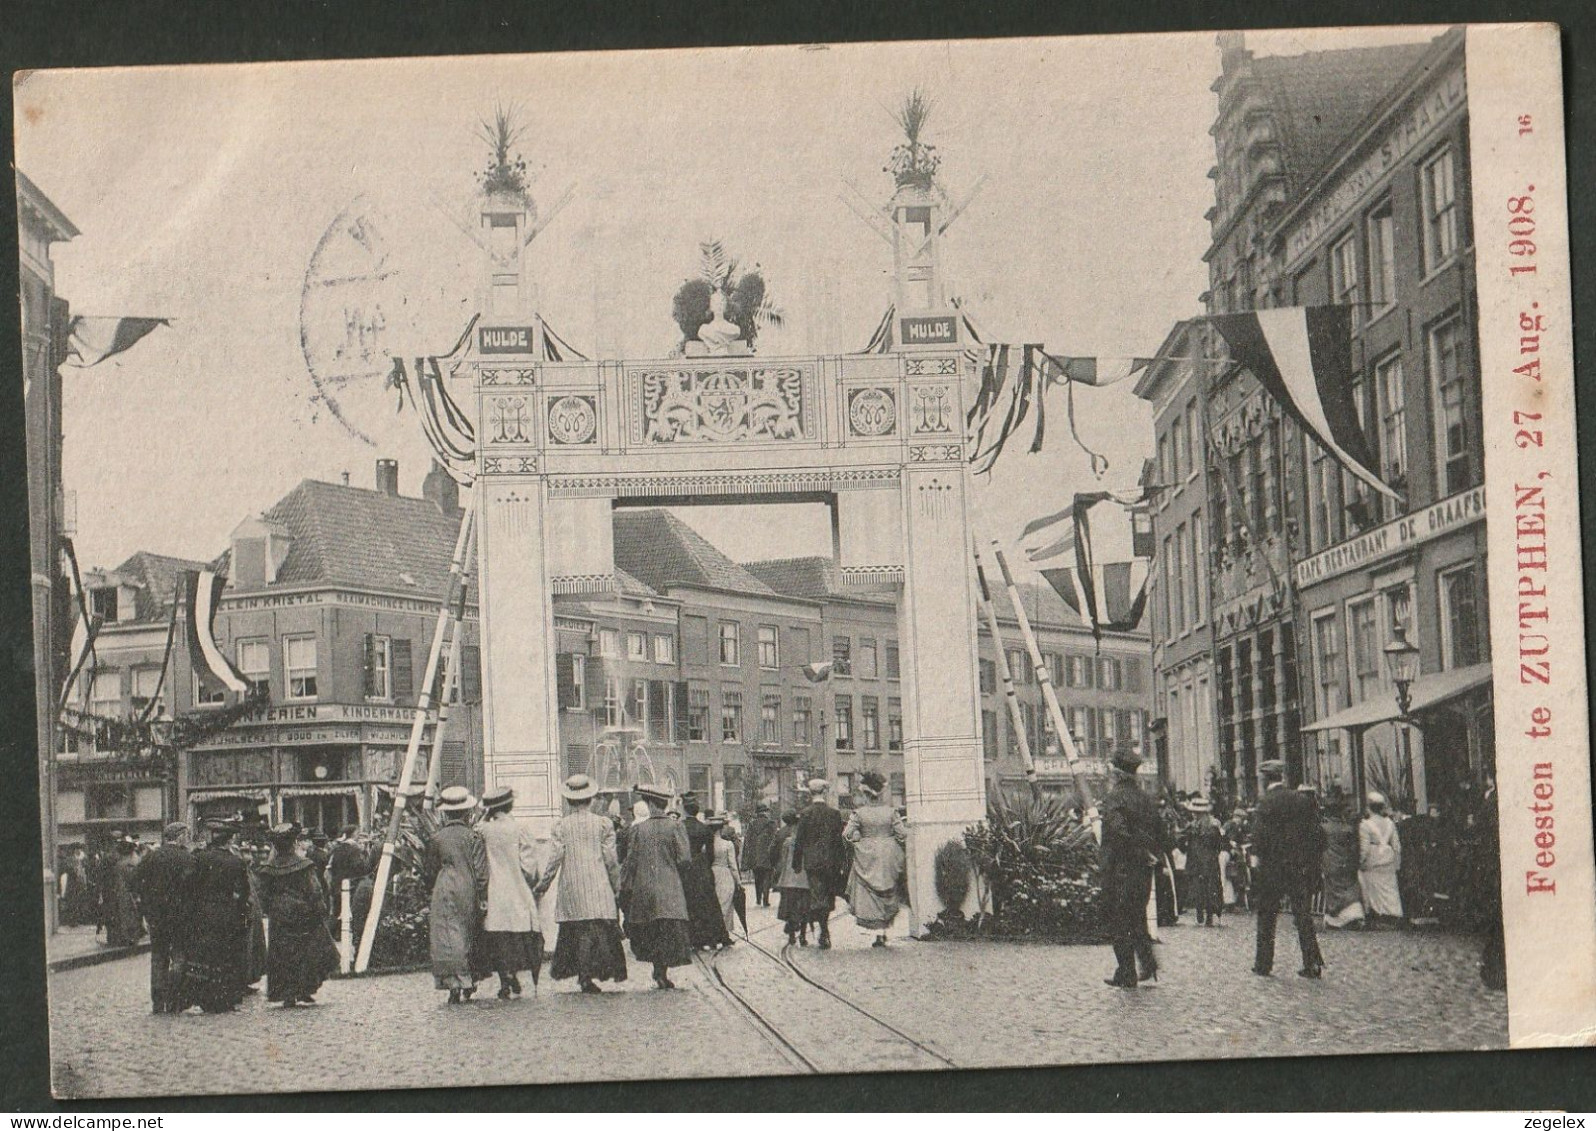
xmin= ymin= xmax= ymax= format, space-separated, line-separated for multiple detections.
xmin=59 ymin=687 xmax=270 ymax=774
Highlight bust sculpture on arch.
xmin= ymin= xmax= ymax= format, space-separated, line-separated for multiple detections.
xmin=685 ymin=290 xmax=751 ymax=357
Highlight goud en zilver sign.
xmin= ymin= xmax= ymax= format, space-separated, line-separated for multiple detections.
xmin=1294 ymin=485 xmax=1485 ymax=588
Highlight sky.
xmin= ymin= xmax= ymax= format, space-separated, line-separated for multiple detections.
xmin=14 ymin=27 xmax=1440 ymax=576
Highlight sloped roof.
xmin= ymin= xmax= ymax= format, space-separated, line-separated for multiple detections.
xmin=612 ymin=509 xmax=776 ymax=597
xmin=744 ymin=556 xmax=892 ymax=607
xmin=1250 ymin=41 xmax=1436 ymax=197
xmin=108 ymin=551 xmax=212 ymax=624
xmin=226 ymin=479 xmax=467 ymax=598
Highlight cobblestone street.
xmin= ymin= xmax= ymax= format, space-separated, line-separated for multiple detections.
xmin=48 ymin=905 xmax=1506 ymax=1100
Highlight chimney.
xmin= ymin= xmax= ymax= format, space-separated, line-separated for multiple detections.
xmin=422 ymin=459 xmax=462 ymax=518
xmin=375 ymin=459 xmax=399 ymax=497
xmin=340 ymin=470 xmax=350 ymax=486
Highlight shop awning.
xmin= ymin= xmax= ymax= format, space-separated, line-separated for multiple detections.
xmin=1301 ymin=662 xmax=1493 ymax=733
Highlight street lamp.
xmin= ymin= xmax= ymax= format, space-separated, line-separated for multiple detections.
xmin=1382 ymin=620 xmax=1421 ymax=717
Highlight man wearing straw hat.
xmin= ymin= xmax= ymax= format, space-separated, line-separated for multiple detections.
xmin=536 ymin=774 xmax=628 ymax=993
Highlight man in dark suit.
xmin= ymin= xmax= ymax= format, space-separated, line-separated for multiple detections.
xmin=792 ymin=779 xmax=847 ymax=948
xmin=134 ymin=822 xmax=196 ymax=1013
xmin=743 ymin=803 xmax=779 ymax=907
xmin=1098 ymin=749 xmax=1165 ymax=987
xmin=1251 ymin=759 xmax=1327 ymax=978
xmin=325 ymin=824 xmax=369 ymax=924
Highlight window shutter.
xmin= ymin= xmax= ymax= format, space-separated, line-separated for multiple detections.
xmin=673 ymin=681 xmax=690 ymax=742
xmin=460 ymin=645 xmax=482 ymax=703
xmin=584 ymin=656 xmax=607 ymax=709
xmin=392 ymin=639 xmax=414 ymax=703
xmin=556 ymin=653 xmax=577 ymax=710
xmin=362 ymin=634 xmax=376 ymax=698
xmin=649 ymin=679 xmax=667 ymax=737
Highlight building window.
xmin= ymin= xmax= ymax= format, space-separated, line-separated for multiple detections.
xmin=85 ymin=783 xmax=133 ymax=821
xmin=1330 ymin=230 xmax=1360 ymax=311
xmin=982 ymin=709 xmax=998 ymax=761
xmin=1068 ymin=706 xmax=1089 ymax=752
xmin=1170 ymin=524 xmax=1186 ymax=632
xmin=721 ymin=688 xmax=743 ymax=744
xmin=761 ymin=693 xmax=781 ymax=745
xmin=1006 ymin=648 xmax=1030 ymax=685
xmin=89 ymin=670 xmax=121 ymax=742
xmin=757 ymin=625 xmax=779 ymax=670
xmin=1348 ymin=598 xmax=1381 ymax=704
xmin=652 ymin=634 xmax=675 ymax=664
xmin=718 ymin=622 xmax=739 ymax=666
xmin=1422 ymin=147 xmax=1460 ymax=272
xmin=834 ymin=696 xmax=853 ymax=750
xmin=626 ymin=631 xmax=647 ymax=661
xmin=1098 ymin=657 xmax=1122 ymax=691
xmin=1157 ymin=432 xmax=1172 ymax=488
xmin=1368 ymin=201 xmax=1396 ymax=308
xmin=885 ymin=641 xmax=900 ymax=680
xmin=1312 ymin=611 xmax=1344 ymax=718
xmin=284 ymin=635 xmax=318 ymax=700
xmin=90 ymin=586 xmax=120 ymax=624
xmin=129 ymin=667 xmax=164 ymax=718
xmin=364 ymin=634 xmax=392 ymax=700
xmin=689 ymin=764 xmax=712 ymax=801
xmin=630 ymin=678 xmax=649 ymax=729
xmin=1124 ymin=658 xmax=1144 ymax=693
xmin=723 ymin=764 xmax=747 ymax=814
xmin=978 ymin=657 xmax=997 ymax=694
xmin=1309 ymin=445 xmax=1339 ymax=551
xmin=1429 ymin=315 xmax=1473 ymax=495
xmin=1101 ymin=709 xmax=1120 ymax=755
xmin=1439 ymin=564 xmax=1485 ymax=670
xmin=831 ymin=636 xmax=852 ymax=676
xmin=858 ymin=638 xmax=879 ymax=679
xmin=1067 ymin=655 xmax=1093 ymax=689
xmin=569 ymin=654 xmax=587 ymax=710
xmin=1170 ymin=410 xmax=1186 ymax=481
xmin=861 ymin=696 xmax=881 ymax=751
xmin=1375 ymin=352 xmax=1407 ymax=515
xmin=237 ymin=639 xmax=271 ymax=699
xmin=888 ymin=698 xmax=903 ymax=751
xmin=194 ymin=670 xmax=227 ymax=707
xmin=687 ymin=686 xmax=709 ymax=742
xmin=793 ymin=696 xmax=812 ymax=746
xmin=1190 ymin=513 xmax=1206 ymax=624
xmin=605 ymin=676 xmax=622 ymax=728
xmin=598 ymin=629 xmax=620 ymax=659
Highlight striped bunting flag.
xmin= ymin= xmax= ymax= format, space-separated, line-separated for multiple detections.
xmin=1207 ymin=305 xmax=1399 ymax=500
xmin=184 ymin=570 xmax=249 ymax=695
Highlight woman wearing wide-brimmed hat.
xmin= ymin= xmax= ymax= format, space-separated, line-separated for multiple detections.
xmin=535 ymin=775 xmax=627 ymax=993
xmin=256 ymin=821 xmax=340 ymax=1006
xmin=619 ymin=785 xmax=693 ymax=988
xmin=426 ymin=786 xmax=489 ymax=1004
xmin=680 ymin=796 xmax=732 ymax=950
xmin=842 ymin=770 xmax=908 ymax=947
xmin=1182 ymin=796 xmax=1225 ymax=927
xmin=182 ymin=818 xmax=253 ymax=1013
xmin=706 ymin=813 xmax=742 ymax=938
xmin=477 ymin=787 xmax=544 ymax=999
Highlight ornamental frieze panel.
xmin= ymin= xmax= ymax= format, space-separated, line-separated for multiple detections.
xmin=545 ymin=467 xmax=901 ymax=499
xmin=482 ymin=455 xmax=539 ymax=475
xmin=908 ymin=443 xmax=963 ymax=463
xmin=627 ymin=363 xmax=816 ymax=445
xmin=904 ymin=355 xmax=959 ymax=376
xmin=909 ymin=384 xmax=956 ymax=434
xmin=479 ymin=366 xmax=538 ymax=387
xmin=485 ymin=395 xmax=532 ymax=444
xmin=846 ymin=387 xmax=897 ymax=437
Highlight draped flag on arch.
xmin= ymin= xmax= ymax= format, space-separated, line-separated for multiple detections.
xmin=1207 ymin=305 xmax=1400 ymax=501
xmin=1021 ymin=489 xmax=1157 ymax=641
xmin=184 ymin=570 xmax=249 ymax=696
xmin=63 ymin=316 xmax=169 ymax=367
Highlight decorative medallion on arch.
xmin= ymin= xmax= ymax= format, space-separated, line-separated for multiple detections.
xmin=910 ymin=384 xmax=955 ymax=434
xmin=486 ymin=395 xmax=532 ymax=444
xmin=847 ymin=387 xmax=897 ymax=437
xmin=546 ymin=394 xmax=599 ymax=445
xmin=628 ymin=362 xmax=817 ymax=445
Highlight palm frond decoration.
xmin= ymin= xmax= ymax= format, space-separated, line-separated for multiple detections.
xmin=672 ymin=239 xmax=785 ymax=349
xmin=475 ymin=102 xmax=531 ymax=199
xmin=886 ymin=87 xmax=942 ymax=190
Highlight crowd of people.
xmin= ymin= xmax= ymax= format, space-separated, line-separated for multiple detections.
xmin=418 ymin=768 xmax=910 ymax=1002
xmin=1099 ymin=752 xmax=1506 ymax=989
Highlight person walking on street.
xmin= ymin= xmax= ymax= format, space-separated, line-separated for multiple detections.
xmin=1099 ymin=749 xmax=1163 ymax=987
xmin=744 ymin=803 xmax=779 ymax=908
xmin=536 ymin=775 xmax=628 ymax=993
xmin=477 ymin=787 xmax=543 ymax=999
xmin=1359 ymin=791 xmax=1404 ymax=926
xmin=134 ymin=822 xmax=196 ymax=1014
xmin=680 ymin=797 xmax=732 ymax=950
xmin=708 ymin=814 xmax=742 ymax=938
xmin=620 ymin=785 xmax=693 ymax=989
xmin=325 ymin=824 xmax=368 ymax=926
xmin=843 ymin=770 xmax=908 ymax=946
xmin=1251 ymin=760 xmax=1327 ymax=978
xmin=426 ymin=786 xmax=489 ymax=1004
xmin=256 ymin=822 xmax=340 ymax=1006
xmin=1182 ymin=798 xmax=1225 ymax=927
xmin=105 ymin=837 xmax=144 ymax=948
xmin=1320 ymin=798 xmax=1365 ymax=930
xmin=793 ymin=779 xmax=847 ymax=949
xmin=770 ymin=811 xmax=811 ymax=946
xmin=184 ymin=819 xmax=252 ymax=1014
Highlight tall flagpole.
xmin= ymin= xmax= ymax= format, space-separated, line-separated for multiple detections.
xmin=972 ymin=540 xmax=1038 ymax=798
xmin=421 ymin=572 xmax=472 ymax=810
xmin=988 ymin=542 xmax=1096 ymax=816
xmin=356 ymin=489 xmax=477 ymax=973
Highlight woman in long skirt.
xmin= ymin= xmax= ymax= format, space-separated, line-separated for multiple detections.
xmin=621 ymin=786 xmax=694 ymax=989
xmin=183 ymin=820 xmax=252 ymax=1013
xmin=477 ymin=787 xmax=544 ymax=999
xmin=255 ymin=822 xmax=340 ymax=1006
xmin=680 ymin=799 xmax=732 ymax=950
xmin=1182 ymin=797 xmax=1225 ymax=926
xmin=536 ymin=775 xmax=628 ymax=993
xmin=842 ymin=771 xmax=907 ymax=947
xmin=105 ymin=838 xmax=144 ymax=947
xmin=1322 ymin=801 xmax=1366 ymax=929
xmin=771 ymin=811 xmax=812 ymax=946
xmin=1359 ymin=791 xmax=1404 ymax=925
xmin=708 ymin=815 xmax=741 ymax=938
xmin=426 ymin=786 xmax=489 ymax=1004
